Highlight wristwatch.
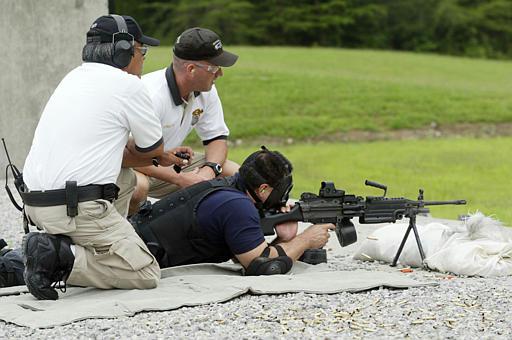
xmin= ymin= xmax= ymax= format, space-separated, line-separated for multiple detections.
xmin=203 ymin=162 xmax=223 ymax=177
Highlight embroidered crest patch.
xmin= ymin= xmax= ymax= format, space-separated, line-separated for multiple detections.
xmin=191 ymin=108 xmax=204 ymax=125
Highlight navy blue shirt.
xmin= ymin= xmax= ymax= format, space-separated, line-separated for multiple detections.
xmin=196 ymin=189 xmax=265 ymax=255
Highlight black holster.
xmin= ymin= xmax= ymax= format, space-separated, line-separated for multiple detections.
xmin=65 ymin=181 xmax=79 ymax=217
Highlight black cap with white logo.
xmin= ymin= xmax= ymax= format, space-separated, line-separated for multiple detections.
xmin=173 ymin=27 xmax=238 ymax=67
xmin=87 ymin=15 xmax=160 ymax=46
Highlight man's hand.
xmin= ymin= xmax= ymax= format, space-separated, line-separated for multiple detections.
xmin=301 ymin=223 xmax=335 ymax=249
xmin=176 ymin=169 xmax=210 ymax=188
xmin=156 ymin=146 xmax=194 ymax=167
xmin=196 ymin=165 xmax=216 ymax=180
xmin=280 ymin=202 xmax=295 ymax=213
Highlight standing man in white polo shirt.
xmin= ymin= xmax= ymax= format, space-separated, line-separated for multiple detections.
xmin=124 ymin=28 xmax=240 ymax=215
xmin=21 ymin=15 xmax=176 ymax=300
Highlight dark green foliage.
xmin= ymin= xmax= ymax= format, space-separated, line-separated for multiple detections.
xmin=342 ymin=1 xmax=388 ymax=48
xmin=110 ymin=0 xmax=512 ymax=59
xmin=247 ymin=0 xmax=352 ymax=46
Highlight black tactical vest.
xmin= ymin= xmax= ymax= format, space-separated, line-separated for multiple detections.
xmin=130 ymin=176 xmax=243 ymax=268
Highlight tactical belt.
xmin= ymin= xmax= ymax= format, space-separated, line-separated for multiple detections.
xmin=21 ymin=182 xmax=119 ymax=217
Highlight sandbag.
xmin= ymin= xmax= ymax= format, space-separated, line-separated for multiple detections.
xmin=353 ymin=222 xmax=451 ymax=267
xmin=425 ymin=239 xmax=512 ymax=277
xmin=353 ymin=212 xmax=512 ymax=277
xmin=424 ymin=213 xmax=512 ymax=276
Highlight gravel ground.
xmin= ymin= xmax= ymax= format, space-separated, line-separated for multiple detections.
xmin=1 ymin=187 xmax=511 ymax=339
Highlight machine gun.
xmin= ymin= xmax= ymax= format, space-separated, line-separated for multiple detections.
xmin=261 ymin=180 xmax=466 ymax=266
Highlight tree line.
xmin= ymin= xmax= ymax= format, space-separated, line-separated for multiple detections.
xmin=111 ymin=0 xmax=512 ymax=59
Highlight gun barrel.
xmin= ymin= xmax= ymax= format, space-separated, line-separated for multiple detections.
xmin=423 ymin=200 xmax=467 ymax=206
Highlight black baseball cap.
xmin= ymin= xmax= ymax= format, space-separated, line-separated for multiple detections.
xmin=173 ymin=27 xmax=238 ymax=67
xmin=87 ymin=15 xmax=160 ymax=46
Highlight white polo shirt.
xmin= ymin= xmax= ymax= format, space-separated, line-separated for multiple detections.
xmin=23 ymin=62 xmax=163 ymax=191
xmin=142 ymin=67 xmax=229 ymax=151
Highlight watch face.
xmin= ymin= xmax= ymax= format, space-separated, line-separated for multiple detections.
xmin=214 ymin=164 xmax=223 ymax=175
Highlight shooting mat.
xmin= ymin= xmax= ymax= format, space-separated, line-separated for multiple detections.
xmin=0 ymin=262 xmax=436 ymax=328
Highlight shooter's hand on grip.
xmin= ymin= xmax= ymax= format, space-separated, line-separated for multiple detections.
xmin=301 ymin=223 xmax=335 ymax=249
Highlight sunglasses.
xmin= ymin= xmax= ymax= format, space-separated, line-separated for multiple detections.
xmin=136 ymin=46 xmax=149 ymax=56
xmin=191 ymin=62 xmax=220 ymax=74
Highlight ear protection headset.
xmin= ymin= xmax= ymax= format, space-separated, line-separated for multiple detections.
xmin=110 ymin=14 xmax=134 ymax=68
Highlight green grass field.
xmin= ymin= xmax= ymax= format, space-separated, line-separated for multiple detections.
xmin=142 ymin=46 xmax=511 ymax=225
xmin=227 ymin=137 xmax=512 ymax=226
xmin=144 ymin=46 xmax=512 ymax=140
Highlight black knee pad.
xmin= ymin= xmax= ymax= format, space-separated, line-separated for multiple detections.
xmin=245 ymin=245 xmax=293 ymax=276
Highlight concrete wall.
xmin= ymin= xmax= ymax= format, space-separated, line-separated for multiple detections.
xmin=0 ymin=0 xmax=107 ymax=178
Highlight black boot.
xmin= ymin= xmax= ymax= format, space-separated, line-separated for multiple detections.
xmin=22 ymin=232 xmax=74 ymax=300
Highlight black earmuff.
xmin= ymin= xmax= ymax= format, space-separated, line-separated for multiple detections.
xmin=110 ymin=14 xmax=134 ymax=68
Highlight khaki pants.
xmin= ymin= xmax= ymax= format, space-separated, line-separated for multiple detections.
xmin=25 ymin=199 xmax=160 ymax=290
xmin=113 ymin=167 xmax=137 ymax=218
xmin=147 ymin=153 xmax=207 ymax=199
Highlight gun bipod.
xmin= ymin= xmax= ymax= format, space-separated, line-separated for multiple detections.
xmin=391 ymin=215 xmax=426 ymax=267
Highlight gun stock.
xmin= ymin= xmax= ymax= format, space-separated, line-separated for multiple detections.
xmin=260 ymin=205 xmax=303 ymax=235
